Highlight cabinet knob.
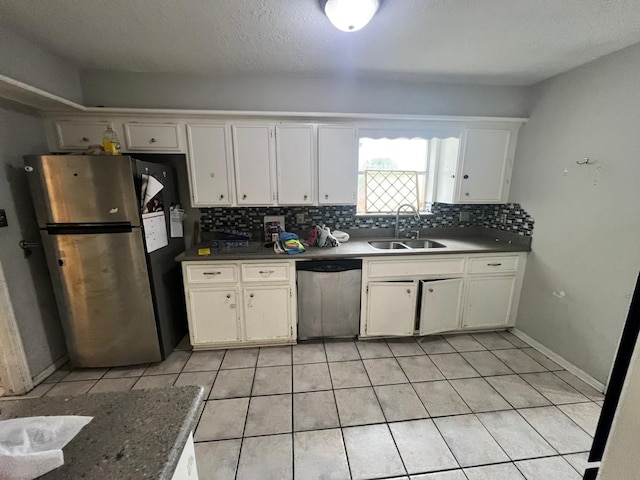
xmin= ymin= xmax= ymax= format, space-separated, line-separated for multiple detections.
xmin=82 ymin=137 xmax=89 ymax=142
xmin=219 ymin=194 xmax=224 ymax=200
xmin=406 ymin=289 xmax=411 ymax=294
xmin=210 ymin=173 xmax=215 ymax=178
xmin=249 ymin=293 xmax=254 ymax=298
xmin=463 ymin=174 xmax=469 ymax=179
xmin=242 ymin=194 xmax=247 ymax=200
xmin=150 ymin=137 xmax=157 ymax=143
xmin=428 ymin=288 xmax=434 ymax=293
xmin=465 ymin=192 xmax=470 ymax=196
xmin=226 ymin=294 xmax=231 ymax=299
xmin=303 ymin=194 xmax=308 ymax=200
xmin=451 ymin=175 xmax=455 ymax=178
xmin=325 ymin=194 xmax=329 ymax=199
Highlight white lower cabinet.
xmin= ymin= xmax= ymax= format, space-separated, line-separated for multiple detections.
xmin=183 ymin=261 xmax=296 ymax=349
xmin=361 ymin=252 xmax=526 ymax=338
xmin=419 ymin=278 xmax=464 ymax=335
xmin=188 ymin=288 xmax=240 ymax=345
xmin=364 ymin=282 xmax=417 ymax=337
xmin=244 ymin=285 xmax=292 ymax=341
xmin=462 ymin=275 xmax=516 ymax=329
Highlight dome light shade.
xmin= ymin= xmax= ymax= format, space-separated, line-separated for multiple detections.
xmin=323 ymin=0 xmax=380 ymax=32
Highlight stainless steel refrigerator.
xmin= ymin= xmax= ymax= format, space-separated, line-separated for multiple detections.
xmin=23 ymin=155 xmax=186 ymax=368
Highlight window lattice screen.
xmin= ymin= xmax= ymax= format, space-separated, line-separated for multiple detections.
xmin=364 ymin=170 xmax=419 ymax=213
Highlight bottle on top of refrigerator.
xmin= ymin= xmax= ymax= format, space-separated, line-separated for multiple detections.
xmin=102 ymin=126 xmax=121 ymax=155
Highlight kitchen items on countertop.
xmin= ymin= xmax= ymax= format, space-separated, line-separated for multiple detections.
xmin=274 ymin=231 xmax=305 ymax=255
xmin=311 ymin=225 xmax=341 ymax=247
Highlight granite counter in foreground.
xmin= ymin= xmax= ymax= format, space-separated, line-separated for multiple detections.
xmin=0 ymin=386 xmax=204 ymax=480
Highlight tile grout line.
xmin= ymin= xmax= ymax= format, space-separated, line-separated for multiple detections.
xmin=322 ymin=340 xmax=354 ymax=480
xmin=358 ymin=342 xmax=410 ymax=479
xmin=232 ymin=349 xmax=259 ymax=480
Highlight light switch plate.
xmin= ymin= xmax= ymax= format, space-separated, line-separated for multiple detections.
xmin=296 ymin=213 xmax=305 ymax=224
xmin=0 ymin=209 xmax=7 ymax=228
xmin=459 ymin=211 xmax=470 ymax=222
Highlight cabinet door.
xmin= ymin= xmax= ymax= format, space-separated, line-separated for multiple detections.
xmin=232 ymin=125 xmax=274 ymax=205
xmin=419 ymin=278 xmax=463 ymax=335
xmin=462 ymin=276 xmax=516 ymax=329
xmin=276 ymin=125 xmax=314 ymax=205
xmin=365 ymin=282 xmax=416 ymax=336
xmin=243 ymin=285 xmax=292 ymax=341
xmin=124 ymin=123 xmax=182 ymax=151
xmin=318 ymin=126 xmax=358 ymax=205
xmin=188 ymin=288 xmax=240 ymax=345
xmin=55 ymin=121 xmax=113 ymax=150
xmin=457 ymin=128 xmax=511 ymax=203
xmin=186 ymin=124 xmax=232 ymax=206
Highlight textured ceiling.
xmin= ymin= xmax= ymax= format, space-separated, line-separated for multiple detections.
xmin=1 ymin=0 xmax=640 ymax=85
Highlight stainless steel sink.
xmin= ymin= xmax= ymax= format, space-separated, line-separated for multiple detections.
xmin=368 ymin=241 xmax=409 ymax=250
xmin=402 ymin=239 xmax=446 ymax=249
xmin=368 ymin=239 xmax=446 ymax=250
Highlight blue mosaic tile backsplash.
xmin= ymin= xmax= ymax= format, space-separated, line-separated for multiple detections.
xmin=200 ymin=203 xmax=534 ymax=237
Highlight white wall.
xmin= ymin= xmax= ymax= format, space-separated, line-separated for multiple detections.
xmin=0 ymin=26 xmax=82 ymax=103
xmin=510 ymin=42 xmax=640 ymax=384
xmin=80 ymin=70 xmax=531 ymax=117
xmin=0 ymin=104 xmax=67 ymax=378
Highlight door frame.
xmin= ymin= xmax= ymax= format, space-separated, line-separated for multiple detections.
xmin=0 ymin=260 xmax=33 ymax=395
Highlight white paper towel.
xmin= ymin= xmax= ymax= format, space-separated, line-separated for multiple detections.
xmin=0 ymin=415 xmax=93 ymax=480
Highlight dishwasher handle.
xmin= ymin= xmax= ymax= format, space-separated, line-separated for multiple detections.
xmin=296 ymin=259 xmax=362 ymax=273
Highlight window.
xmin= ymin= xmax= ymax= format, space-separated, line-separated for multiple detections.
xmin=358 ymin=136 xmax=428 ymax=213
xmin=357 ymin=129 xmax=460 ymax=214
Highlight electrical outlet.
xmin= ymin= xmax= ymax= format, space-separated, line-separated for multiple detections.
xmin=459 ymin=211 xmax=470 ymax=222
xmin=296 ymin=213 xmax=305 ymax=224
xmin=0 ymin=209 xmax=7 ymax=228
xmin=499 ymin=213 xmax=508 ymax=224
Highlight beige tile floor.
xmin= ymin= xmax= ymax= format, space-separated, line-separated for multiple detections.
xmin=9 ymin=331 xmax=605 ymax=480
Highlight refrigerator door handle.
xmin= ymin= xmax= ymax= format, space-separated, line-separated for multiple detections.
xmin=46 ymin=223 xmax=133 ymax=235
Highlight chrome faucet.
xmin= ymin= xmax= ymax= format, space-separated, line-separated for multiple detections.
xmin=394 ymin=204 xmax=420 ymax=239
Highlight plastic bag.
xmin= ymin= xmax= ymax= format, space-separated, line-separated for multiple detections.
xmin=0 ymin=416 xmax=93 ymax=480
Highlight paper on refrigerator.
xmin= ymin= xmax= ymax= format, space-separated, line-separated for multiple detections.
xmin=170 ymin=206 xmax=185 ymax=238
xmin=142 ymin=211 xmax=168 ymax=252
xmin=140 ymin=174 xmax=164 ymax=213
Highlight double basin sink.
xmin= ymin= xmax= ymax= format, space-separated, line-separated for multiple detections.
xmin=368 ymin=239 xmax=446 ymax=250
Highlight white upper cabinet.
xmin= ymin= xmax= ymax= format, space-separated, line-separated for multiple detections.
xmin=435 ymin=126 xmax=517 ymax=204
xmin=318 ymin=126 xmax=358 ymax=205
xmin=124 ymin=122 xmax=182 ymax=151
xmin=458 ymin=128 xmax=511 ymax=202
xmin=55 ymin=121 xmax=115 ymax=150
xmin=275 ymin=125 xmax=314 ymax=205
xmin=232 ymin=125 xmax=275 ymax=205
xmin=186 ymin=124 xmax=233 ymax=206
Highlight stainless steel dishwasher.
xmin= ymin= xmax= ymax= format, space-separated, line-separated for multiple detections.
xmin=296 ymin=259 xmax=362 ymax=339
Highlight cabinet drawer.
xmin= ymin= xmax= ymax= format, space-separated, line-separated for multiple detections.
xmin=468 ymin=256 xmax=519 ymax=274
xmin=367 ymin=257 xmax=465 ymax=278
xmin=125 ymin=123 xmax=181 ymax=150
xmin=56 ymin=121 xmax=112 ymax=149
xmin=185 ymin=264 xmax=237 ymax=284
xmin=241 ymin=263 xmax=290 ymax=282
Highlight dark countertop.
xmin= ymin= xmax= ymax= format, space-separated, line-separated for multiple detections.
xmin=0 ymin=386 xmax=204 ymax=480
xmin=176 ymin=227 xmax=531 ymax=262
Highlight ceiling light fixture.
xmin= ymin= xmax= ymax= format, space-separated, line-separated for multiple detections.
xmin=322 ymin=0 xmax=380 ymax=33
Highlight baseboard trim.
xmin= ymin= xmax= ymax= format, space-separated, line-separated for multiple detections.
xmin=510 ymin=328 xmax=606 ymax=393
xmin=31 ymin=353 xmax=69 ymax=386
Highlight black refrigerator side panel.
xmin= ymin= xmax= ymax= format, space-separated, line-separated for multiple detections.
xmin=133 ymin=158 xmax=188 ymax=358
